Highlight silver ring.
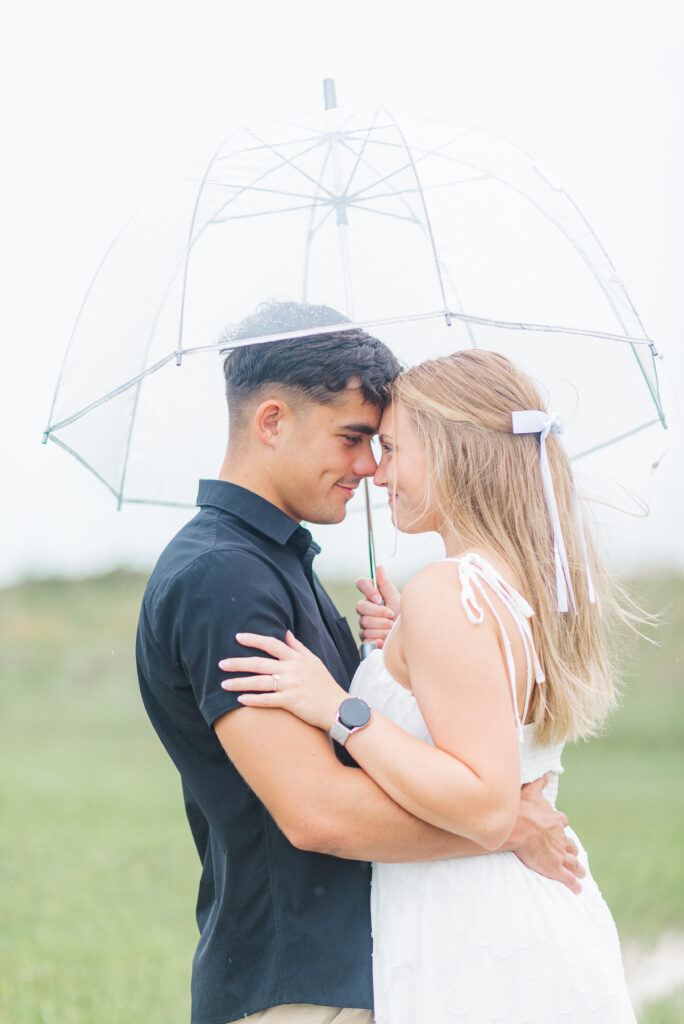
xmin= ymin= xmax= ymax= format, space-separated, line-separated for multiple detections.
xmin=272 ymin=674 xmax=279 ymax=692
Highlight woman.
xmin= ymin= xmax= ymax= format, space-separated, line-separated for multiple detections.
xmin=219 ymin=351 xmax=636 ymax=1023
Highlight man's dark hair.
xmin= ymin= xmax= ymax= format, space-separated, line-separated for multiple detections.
xmin=222 ymin=300 xmax=402 ymax=411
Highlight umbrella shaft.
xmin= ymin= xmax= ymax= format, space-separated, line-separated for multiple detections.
xmin=364 ymin=477 xmax=377 ymax=589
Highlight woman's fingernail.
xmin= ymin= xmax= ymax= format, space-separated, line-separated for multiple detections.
xmin=221 ymin=681 xmax=231 ymax=689
xmin=387 ymin=609 xmax=395 ymax=618
xmin=371 ymin=593 xmax=383 ymax=604
xmin=235 ymin=633 xmax=245 ymax=640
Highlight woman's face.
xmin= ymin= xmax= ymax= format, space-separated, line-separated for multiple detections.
xmin=374 ymin=401 xmax=435 ymax=534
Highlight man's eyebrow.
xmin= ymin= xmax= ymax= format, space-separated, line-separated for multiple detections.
xmin=339 ymin=423 xmax=377 ymax=435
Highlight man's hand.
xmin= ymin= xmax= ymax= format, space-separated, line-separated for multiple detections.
xmin=355 ymin=566 xmax=401 ymax=648
xmin=505 ymin=774 xmax=585 ymax=894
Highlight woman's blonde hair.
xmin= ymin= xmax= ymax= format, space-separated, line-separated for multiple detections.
xmin=392 ymin=349 xmax=618 ymax=745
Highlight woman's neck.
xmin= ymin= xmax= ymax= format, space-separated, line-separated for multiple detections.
xmin=440 ymin=525 xmax=469 ymax=559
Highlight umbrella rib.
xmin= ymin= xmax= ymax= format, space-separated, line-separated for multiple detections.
xmin=305 ymin=202 xmax=337 ymax=239
xmin=380 ymin=109 xmax=451 ymax=314
xmin=211 ymin=200 xmax=333 ymax=222
xmin=340 ymin=203 xmax=423 ymax=226
xmin=122 ymin=496 xmax=197 ymax=509
xmin=213 ymin=132 xmax=328 ymax=160
xmin=207 ymin=183 xmax=336 ymax=202
xmin=344 ymin=134 xmax=472 ymax=203
xmin=571 ymin=419 xmax=664 ymax=460
xmin=278 ymin=109 xmax=359 ymax=143
xmin=45 ymin=312 xmax=659 ymax=440
xmin=197 ymin=132 xmax=335 ymax=232
xmin=444 ymin=311 xmax=654 ymax=345
xmin=45 ymin=435 xmax=123 ymax=504
xmin=205 ymin=134 xmax=335 ymax=222
xmin=242 ymin=128 xmax=339 ymax=201
xmin=338 ymin=112 xmax=381 ymax=198
xmin=43 ymin=187 xmax=167 ymax=435
xmin=46 ymin=350 xmax=183 ymax=434
xmin=50 ymin=432 xmax=200 ymax=510
xmin=333 ymin=135 xmax=426 ymax=229
xmin=353 ymin=174 xmax=490 ymax=203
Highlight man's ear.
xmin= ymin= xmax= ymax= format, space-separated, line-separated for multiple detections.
xmin=254 ymin=398 xmax=290 ymax=448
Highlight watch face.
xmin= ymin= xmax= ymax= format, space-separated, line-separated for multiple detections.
xmin=339 ymin=697 xmax=371 ymax=729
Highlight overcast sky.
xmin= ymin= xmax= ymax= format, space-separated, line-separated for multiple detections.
xmin=1 ymin=0 xmax=682 ymax=586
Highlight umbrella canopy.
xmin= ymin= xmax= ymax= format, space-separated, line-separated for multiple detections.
xmin=44 ymin=100 xmax=666 ymax=523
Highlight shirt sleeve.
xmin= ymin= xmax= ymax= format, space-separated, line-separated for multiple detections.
xmin=159 ymin=547 xmax=296 ymax=728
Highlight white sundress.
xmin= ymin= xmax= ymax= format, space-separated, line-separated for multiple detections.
xmin=350 ymin=553 xmax=636 ymax=1024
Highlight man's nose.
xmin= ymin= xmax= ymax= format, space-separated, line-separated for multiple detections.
xmin=353 ymin=441 xmax=379 ymax=479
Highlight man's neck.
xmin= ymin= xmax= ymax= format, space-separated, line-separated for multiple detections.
xmin=218 ymin=455 xmax=297 ymax=521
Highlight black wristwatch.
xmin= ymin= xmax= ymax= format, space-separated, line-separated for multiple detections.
xmin=329 ymin=697 xmax=372 ymax=747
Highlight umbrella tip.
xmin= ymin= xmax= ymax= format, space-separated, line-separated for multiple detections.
xmin=323 ymin=79 xmax=337 ymax=110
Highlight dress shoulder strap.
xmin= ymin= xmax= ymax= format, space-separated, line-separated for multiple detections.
xmin=447 ymin=552 xmax=545 ymax=740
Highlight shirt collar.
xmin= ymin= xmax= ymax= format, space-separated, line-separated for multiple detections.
xmin=196 ymin=479 xmax=320 ymax=558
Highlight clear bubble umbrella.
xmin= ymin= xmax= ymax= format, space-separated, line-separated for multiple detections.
xmin=43 ymin=80 xmax=667 ymax=578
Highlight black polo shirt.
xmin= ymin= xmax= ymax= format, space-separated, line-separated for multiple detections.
xmin=136 ymin=480 xmax=372 ymax=1024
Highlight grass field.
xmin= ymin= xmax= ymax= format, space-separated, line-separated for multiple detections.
xmin=1 ymin=570 xmax=683 ymax=1023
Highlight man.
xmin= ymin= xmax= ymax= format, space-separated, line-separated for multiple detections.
xmin=137 ymin=302 xmax=582 ymax=1024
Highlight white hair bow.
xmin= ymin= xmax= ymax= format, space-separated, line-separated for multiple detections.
xmin=511 ymin=410 xmax=596 ymax=614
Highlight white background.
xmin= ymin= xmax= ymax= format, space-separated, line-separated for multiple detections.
xmin=1 ymin=0 xmax=682 ymax=585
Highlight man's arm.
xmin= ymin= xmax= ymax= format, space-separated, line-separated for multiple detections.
xmin=214 ymin=706 xmax=583 ymax=891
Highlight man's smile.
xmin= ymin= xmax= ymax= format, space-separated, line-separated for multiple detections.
xmin=335 ymin=483 xmax=358 ymax=499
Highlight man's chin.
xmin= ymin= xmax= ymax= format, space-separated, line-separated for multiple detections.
xmin=306 ymin=502 xmax=349 ymax=526
xmin=320 ymin=508 xmax=348 ymax=525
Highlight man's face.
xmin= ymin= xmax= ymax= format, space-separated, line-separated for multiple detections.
xmin=274 ymin=384 xmax=382 ymax=525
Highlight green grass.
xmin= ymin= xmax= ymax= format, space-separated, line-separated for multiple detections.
xmin=641 ymin=987 xmax=684 ymax=1024
xmin=1 ymin=570 xmax=683 ymax=1022
xmin=1 ymin=573 xmax=198 ymax=1024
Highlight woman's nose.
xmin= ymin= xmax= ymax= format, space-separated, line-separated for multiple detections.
xmin=373 ymin=457 xmax=388 ymax=487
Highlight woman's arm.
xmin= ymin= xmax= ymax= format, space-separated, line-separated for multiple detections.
xmin=220 ymin=561 xmax=522 ymax=850
xmin=343 ymin=562 xmax=520 ymax=848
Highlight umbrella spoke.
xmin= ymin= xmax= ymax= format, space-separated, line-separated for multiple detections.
xmin=241 ymin=128 xmax=339 ymax=201
xmin=206 ymin=135 xmax=335 ymax=222
xmin=340 ymin=202 xmax=423 ymax=226
xmin=345 ymin=132 xmax=474 ymax=202
xmin=332 ymin=134 xmax=426 ymax=229
xmin=305 ymin=202 xmax=337 ymax=238
xmin=353 ymin=174 xmax=490 ymax=204
xmin=338 ymin=111 xmax=381 ymax=198
xmin=572 ymin=419 xmax=664 ymax=461
xmin=211 ymin=200 xmax=333 ymax=223
xmin=208 ymin=183 xmax=336 ymax=202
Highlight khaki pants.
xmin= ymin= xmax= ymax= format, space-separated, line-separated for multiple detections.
xmin=241 ymin=1005 xmax=373 ymax=1024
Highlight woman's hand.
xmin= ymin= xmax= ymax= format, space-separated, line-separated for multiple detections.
xmin=355 ymin=565 xmax=401 ymax=649
xmin=219 ymin=630 xmax=347 ymax=731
